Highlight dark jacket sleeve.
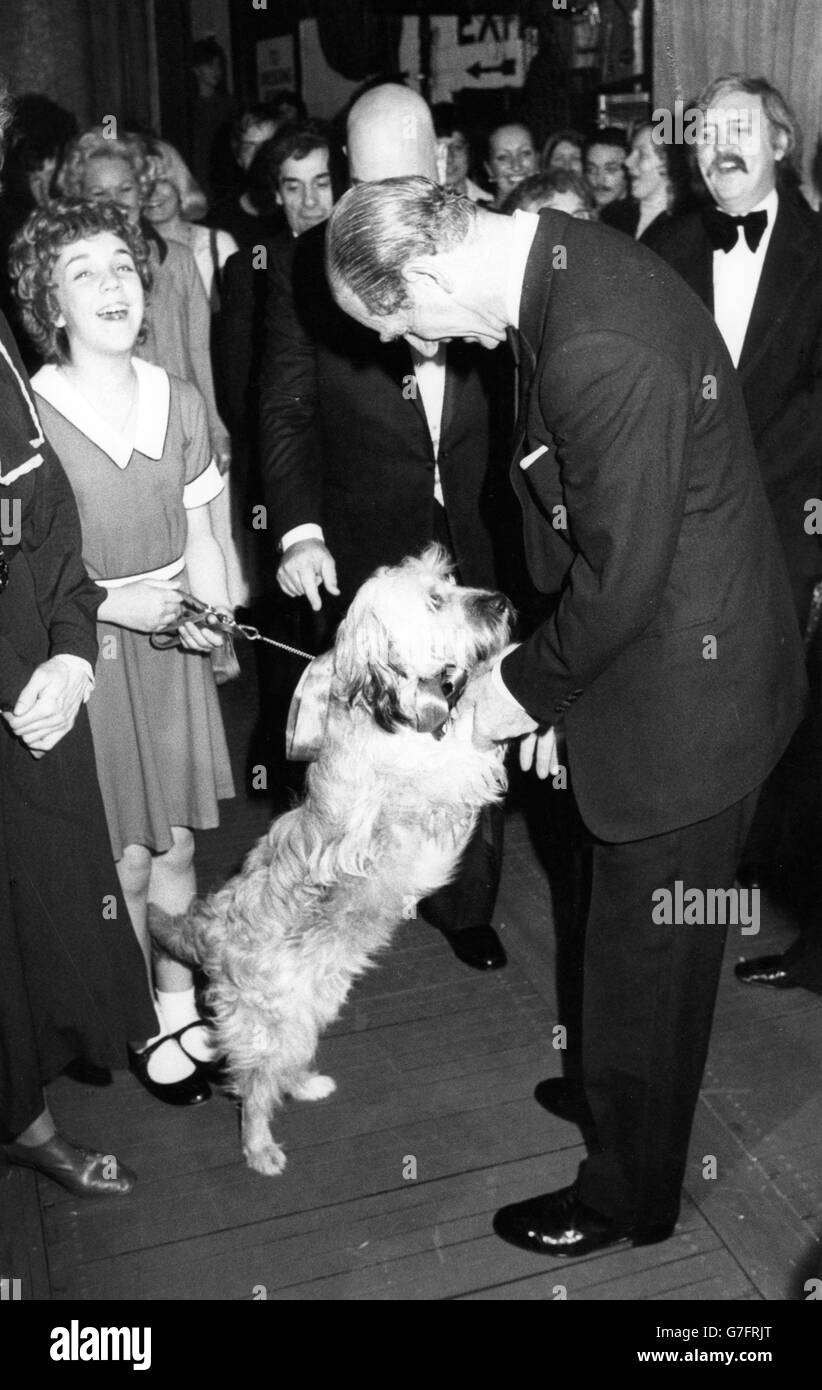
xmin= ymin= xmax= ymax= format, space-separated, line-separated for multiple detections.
xmin=0 ymin=447 xmax=100 ymax=707
xmin=0 ymin=310 xmax=100 ymax=706
xmin=28 ymin=447 xmax=101 ymax=668
xmin=501 ymin=332 xmax=691 ymax=721
xmin=0 ymin=629 xmax=31 ymax=708
xmin=753 ymin=317 xmax=822 ymax=490
xmin=257 ymin=237 xmax=324 ymax=545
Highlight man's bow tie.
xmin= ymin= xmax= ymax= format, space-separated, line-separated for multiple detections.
xmin=702 ymin=206 xmax=768 ymax=254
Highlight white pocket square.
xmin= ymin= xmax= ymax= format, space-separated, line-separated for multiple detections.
xmin=519 ymin=444 xmax=549 ymax=471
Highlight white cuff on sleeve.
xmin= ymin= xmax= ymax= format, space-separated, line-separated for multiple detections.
xmin=281 ymin=523 xmax=325 ymax=552
xmin=491 ymin=644 xmax=526 ymax=709
xmin=183 ymin=457 xmax=225 ymax=509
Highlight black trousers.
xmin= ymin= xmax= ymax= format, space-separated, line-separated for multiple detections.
xmin=574 ymin=787 xmax=760 ymax=1228
xmin=420 ymin=801 xmax=504 ymax=934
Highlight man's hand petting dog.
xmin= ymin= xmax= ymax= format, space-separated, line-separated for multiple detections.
xmin=457 ymin=666 xmax=537 ymax=747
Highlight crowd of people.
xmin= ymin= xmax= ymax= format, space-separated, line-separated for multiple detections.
xmin=1 ymin=52 xmax=821 ymax=1263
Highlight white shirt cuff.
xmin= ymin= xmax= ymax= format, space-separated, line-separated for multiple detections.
xmin=183 ymin=457 xmax=225 ymax=509
xmin=281 ymin=523 xmax=325 ymax=552
xmin=491 ymin=645 xmax=526 ymax=708
xmin=54 ymin=653 xmax=95 ymax=702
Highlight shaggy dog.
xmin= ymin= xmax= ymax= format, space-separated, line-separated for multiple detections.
xmin=149 ymin=546 xmax=512 ymax=1175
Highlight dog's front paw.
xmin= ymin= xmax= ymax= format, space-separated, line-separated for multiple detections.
xmin=244 ymin=1142 xmax=287 ymax=1176
xmin=291 ymin=1073 xmax=337 ymax=1102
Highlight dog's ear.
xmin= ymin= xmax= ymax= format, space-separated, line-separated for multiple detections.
xmin=333 ymin=606 xmax=411 ymax=733
xmin=359 ymin=665 xmax=412 ymax=733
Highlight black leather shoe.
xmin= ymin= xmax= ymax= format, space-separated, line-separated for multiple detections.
xmin=493 ymin=1184 xmax=675 ymax=1257
xmin=444 ymin=924 xmax=507 ymax=970
xmin=128 ymin=1040 xmax=211 ymax=1106
xmin=734 ymin=953 xmax=798 ymax=988
xmin=1 ymin=1133 xmax=136 ymax=1197
xmin=533 ymin=1077 xmax=593 ymax=1125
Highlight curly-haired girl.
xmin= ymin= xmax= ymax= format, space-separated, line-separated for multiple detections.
xmin=12 ymin=198 xmax=234 ymax=1105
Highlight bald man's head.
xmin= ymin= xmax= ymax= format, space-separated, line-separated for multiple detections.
xmin=346 ymin=84 xmax=438 ymax=182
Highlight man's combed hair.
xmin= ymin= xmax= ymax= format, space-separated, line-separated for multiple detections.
xmin=252 ymin=117 xmax=337 ymax=210
xmin=10 ymin=198 xmax=152 ymax=363
xmin=500 ymin=168 xmax=597 ymax=216
xmin=268 ymin=117 xmax=332 ymax=180
xmin=326 ymin=176 xmax=476 ymax=316
xmin=697 ymin=73 xmax=803 ymax=176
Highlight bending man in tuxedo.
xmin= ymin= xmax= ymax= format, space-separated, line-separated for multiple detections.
xmin=653 ymin=76 xmax=822 ymax=994
xmin=326 ymin=177 xmax=807 ymax=1255
xmin=258 ymin=87 xmax=508 ymax=973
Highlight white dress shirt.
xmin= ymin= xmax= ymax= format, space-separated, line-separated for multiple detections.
xmin=712 ymin=187 xmax=779 ymax=367
xmin=505 ymin=211 xmax=541 ymax=329
xmin=410 ymin=344 xmax=446 ymax=506
xmin=492 ymin=210 xmax=541 ymax=708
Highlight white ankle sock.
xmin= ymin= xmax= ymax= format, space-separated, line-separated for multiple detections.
xmin=156 ymin=987 xmax=217 ymax=1062
xmin=139 ymin=1023 xmax=196 ymax=1084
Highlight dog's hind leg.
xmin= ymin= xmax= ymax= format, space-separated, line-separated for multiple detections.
xmin=288 ymin=1072 xmax=336 ymax=1102
xmin=240 ymin=1069 xmax=287 ymax=1176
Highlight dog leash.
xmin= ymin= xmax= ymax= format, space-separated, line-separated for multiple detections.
xmin=150 ymin=592 xmax=314 ymax=661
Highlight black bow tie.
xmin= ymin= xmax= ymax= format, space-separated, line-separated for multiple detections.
xmin=702 ymin=206 xmax=768 ymax=254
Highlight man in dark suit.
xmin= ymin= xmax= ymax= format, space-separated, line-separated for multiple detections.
xmin=258 ymin=86 xmax=508 ymax=972
xmin=653 ymin=75 xmax=822 ymax=993
xmin=326 ymin=177 xmax=807 ymax=1255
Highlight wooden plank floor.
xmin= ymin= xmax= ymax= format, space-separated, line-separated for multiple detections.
xmin=3 ymin=652 xmax=822 ymax=1301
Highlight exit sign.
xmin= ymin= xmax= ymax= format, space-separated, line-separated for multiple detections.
xmin=431 ymin=14 xmax=525 ymax=98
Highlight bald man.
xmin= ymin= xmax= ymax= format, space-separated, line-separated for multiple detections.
xmin=257 ymin=85 xmax=509 ymax=971
xmin=346 ymin=82 xmax=438 ymax=184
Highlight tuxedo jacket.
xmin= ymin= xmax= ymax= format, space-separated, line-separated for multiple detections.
xmin=500 ymin=212 xmax=807 ymax=843
xmin=651 ymin=194 xmax=822 ymax=617
xmin=257 ymin=224 xmax=502 ymax=601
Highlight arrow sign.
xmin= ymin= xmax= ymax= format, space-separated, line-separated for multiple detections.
xmin=466 ymin=57 xmax=517 ymax=79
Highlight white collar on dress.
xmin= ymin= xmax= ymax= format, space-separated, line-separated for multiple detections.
xmin=31 ymin=357 xmax=170 ymax=469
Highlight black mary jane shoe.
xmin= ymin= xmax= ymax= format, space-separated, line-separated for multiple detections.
xmin=493 ymin=1184 xmax=675 ymax=1258
xmin=169 ymin=1021 xmax=226 ymax=1085
xmin=128 ymin=1038 xmax=211 ymax=1106
xmin=1 ymin=1133 xmax=136 ymax=1197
